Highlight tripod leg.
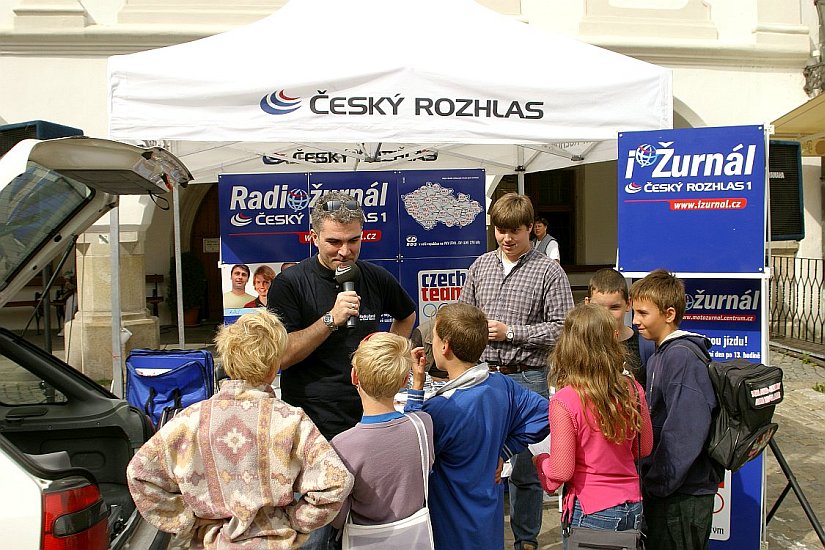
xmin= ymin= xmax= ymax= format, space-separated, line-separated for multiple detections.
xmin=768 ymin=439 xmax=825 ymax=546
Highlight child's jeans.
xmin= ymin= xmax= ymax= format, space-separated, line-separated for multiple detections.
xmin=563 ymin=499 xmax=643 ymax=550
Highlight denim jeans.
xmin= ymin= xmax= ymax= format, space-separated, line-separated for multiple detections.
xmin=507 ymin=368 xmax=549 ymax=549
xmin=563 ymin=499 xmax=643 ymax=550
xmin=297 ymin=524 xmax=336 ymax=550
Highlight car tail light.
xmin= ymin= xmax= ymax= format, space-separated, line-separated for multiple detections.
xmin=41 ymin=478 xmax=109 ymax=550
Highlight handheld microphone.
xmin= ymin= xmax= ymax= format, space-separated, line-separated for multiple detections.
xmin=334 ymin=262 xmax=361 ymax=328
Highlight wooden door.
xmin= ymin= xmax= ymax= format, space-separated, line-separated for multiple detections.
xmin=190 ymin=185 xmax=222 ymax=321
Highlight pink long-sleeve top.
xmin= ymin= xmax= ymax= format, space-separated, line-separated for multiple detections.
xmin=534 ymin=378 xmax=653 ymax=518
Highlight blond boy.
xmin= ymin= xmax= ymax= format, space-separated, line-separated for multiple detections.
xmin=127 ymin=311 xmax=352 ymax=548
xmin=329 ymin=333 xmax=434 ymax=532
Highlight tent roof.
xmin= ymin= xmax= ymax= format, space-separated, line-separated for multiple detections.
xmin=772 ymin=93 xmax=825 ymax=155
xmin=107 ymin=0 xmax=672 ymax=180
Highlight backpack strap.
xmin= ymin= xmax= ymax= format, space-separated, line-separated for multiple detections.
xmin=669 ymin=339 xmax=710 ymax=366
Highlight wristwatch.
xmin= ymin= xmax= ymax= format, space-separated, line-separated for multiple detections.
xmin=323 ymin=311 xmax=337 ymax=331
xmin=506 ymin=327 xmax=515 ymax=342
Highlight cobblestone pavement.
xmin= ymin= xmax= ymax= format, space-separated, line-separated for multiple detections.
xmin=763 ymin=349 xmax=825 ymax=550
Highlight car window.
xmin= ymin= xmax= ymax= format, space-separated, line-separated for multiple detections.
xmin=0 ymin=163 xmax=91 ymax=287
xmin=0 ymin=352 xmax=67 ymax=405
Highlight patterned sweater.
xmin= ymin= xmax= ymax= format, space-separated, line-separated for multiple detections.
xmin=127 ymin=380 xmax=354 ymax=549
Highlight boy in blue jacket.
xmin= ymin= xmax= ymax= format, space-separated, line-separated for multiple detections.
xmin=405 ymin=303 xmax=549 ymax=550
xmin=630 ymin=269 xmax=723 ymax=550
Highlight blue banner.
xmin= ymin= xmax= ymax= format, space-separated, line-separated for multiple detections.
xmin=617 ymin=125 xmax=766 ymax=274
xmin=669 ymin=277 xmax=763 ymax=547
xmin=218 ymin=169 xmax=486 ymax=322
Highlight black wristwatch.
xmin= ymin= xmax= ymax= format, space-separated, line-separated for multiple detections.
xmin=323 ymin=311 xmax=337 ymax=331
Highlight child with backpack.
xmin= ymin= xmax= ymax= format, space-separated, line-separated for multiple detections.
xmin=629 ymin=269 xmax=723 ymax=550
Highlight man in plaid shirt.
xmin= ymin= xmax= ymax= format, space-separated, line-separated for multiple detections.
xmin=459 ymin=193 xmax=574 ymax=550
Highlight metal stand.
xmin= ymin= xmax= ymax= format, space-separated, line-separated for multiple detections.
xmin=766 ymin=439 xmax=825 ymax=547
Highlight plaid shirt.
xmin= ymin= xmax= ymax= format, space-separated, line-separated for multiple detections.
xmin=459 ymin=248 xmax=573 ymax=368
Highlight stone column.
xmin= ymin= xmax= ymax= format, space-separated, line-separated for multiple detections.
xmin=65 ymin=232 xmax=159 ymax=382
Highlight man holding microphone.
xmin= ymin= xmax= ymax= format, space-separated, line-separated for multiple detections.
xmin=267 ymin=191 xmax=416 ymax=441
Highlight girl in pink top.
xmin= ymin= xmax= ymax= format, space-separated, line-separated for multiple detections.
xmin=533 ymin=304 xmax=653 ymax=547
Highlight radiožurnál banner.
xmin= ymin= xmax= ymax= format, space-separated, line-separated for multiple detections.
xmin=617 ymin=125 xmax=766 ymax=274
xmin=217 ymin=169 xmax=486 ymax=322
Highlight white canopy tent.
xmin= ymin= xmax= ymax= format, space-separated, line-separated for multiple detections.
xmin=107 ymin=0 xmax=672 ymax=339
xmin=108 ymin=0 xmax=672 ymax=182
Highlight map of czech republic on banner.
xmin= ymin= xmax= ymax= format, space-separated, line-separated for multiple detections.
xmin=617 ymin=125 xmax=767 ymax=274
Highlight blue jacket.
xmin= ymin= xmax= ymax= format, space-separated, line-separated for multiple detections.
xmin=405 ymin=364 xmax=549 ymax=550
xmin=641 ymin=331 xmax=723 ymax=498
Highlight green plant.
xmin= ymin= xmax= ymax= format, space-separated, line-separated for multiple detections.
xmin=813 ymin=382 xmax=825 ymax=394
xmin=166 ymin=252 xmax=207 ymax=311
xmin=801 ymin=353 xmax=813 ymax=365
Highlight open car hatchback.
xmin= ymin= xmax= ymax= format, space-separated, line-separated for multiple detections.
xmin=0 ymin=136 xmax=191 ymax=549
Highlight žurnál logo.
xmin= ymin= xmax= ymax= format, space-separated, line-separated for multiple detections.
xmin=230 ymin=213 xmax=253 ymax=227
xmin=635 ymin=144 xmax=658 ymax=167
xmin=260 ymin=90 xmax=301 ymax=115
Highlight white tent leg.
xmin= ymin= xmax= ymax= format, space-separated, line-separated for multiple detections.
xmin=517 ymin=146 xmax=525 ymax=195
xmin=110 ymin=206 xmax=123 ymax=397
xmin=173 ymin=182 xmax=185 ymax=346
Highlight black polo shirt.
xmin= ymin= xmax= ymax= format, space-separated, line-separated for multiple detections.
xmin=268 ymin=256 xmax=416 ymax=439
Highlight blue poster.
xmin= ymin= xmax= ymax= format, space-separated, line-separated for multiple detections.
xmin=398 ymin=169 xmax=487 ymax=259
xmin=617 ymin=125 xmax=766 ymax=274
xmin=399 ymin=257 xmax=477 ymax=325
xmin=681 ymin=278 xmax=762 ymax=362
xmin=673 ymin=277 xmax=764 ymax=547
xmin=218 ymin=169 xmax=487 ymax=322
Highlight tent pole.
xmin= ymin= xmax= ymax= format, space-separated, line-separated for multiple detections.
xmin=173 ymin=182 xmax=185 ymax=346
xmin=110 ymin=206 xmax=123 ymax=397
xmin=517 ymin=146 xmax=526 ymax=195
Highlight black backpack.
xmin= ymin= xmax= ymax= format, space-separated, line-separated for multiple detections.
xmin=674 ymin=343 xmax=784 ymax=472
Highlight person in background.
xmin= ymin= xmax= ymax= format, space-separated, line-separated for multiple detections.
xmin=459 ymin=193 xmax=574 ymax=550
xmin=245 ymin=264 xmax=276 ymax=308
xmin=405 ymin=302 xmax=549 ymax=550
xmin=126 ymin=310 xmax=353 ymax=549
xmin=280 ymin=261 xmax=298 ymax=272
xmin=532 ymin=216 xmax=560 ymax=262
xmin=585 ymin=267 xmax=654 ymax=389
xmin=409 ymin=318 xmax=449 ymax=381
xmin=533 ymin=303 xmax=652 ymax=548
xmin=329 ymin=332 xmax=434 ymax=546
xmin=630 ymin=269 xmax=722 ymax=550
xmin=223 ymin=263 xmax=255 ymax=308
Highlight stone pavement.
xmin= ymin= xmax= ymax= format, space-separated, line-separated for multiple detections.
xmin=503 ymin=347 xmax=825 ymax=550
xmin=763 ymin=348 xmax=825 ymax=549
